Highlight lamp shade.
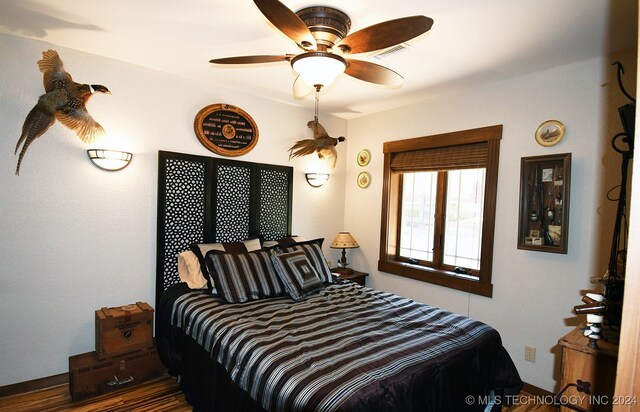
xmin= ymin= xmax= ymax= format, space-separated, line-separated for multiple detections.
xmin=291 ymin=52 xmax=347 ymax=88
xmin=330 ymin=232 xmax=359 ymax=249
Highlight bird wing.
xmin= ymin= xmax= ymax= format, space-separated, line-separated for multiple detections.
xmin=56 ymin=105 xmax=105 ymax=143
xmin=38 ymin=50 xmax=72 ymax=93
xmin=14 ymin=102 xmax=57 ymax=175
xmin=307 ymin=120 xmax=329 ymax=139
xmin=288 ymin=138 xmax=319 ymax=159
xmin=318 ymin=145 xmax=338 ymax=169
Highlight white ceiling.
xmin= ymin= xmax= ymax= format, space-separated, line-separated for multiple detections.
xmin=0 ymin=0 xmax=637 ymax=119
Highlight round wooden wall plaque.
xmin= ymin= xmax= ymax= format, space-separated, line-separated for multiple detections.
xmin=194 ymin=103 xmax=259 ymax=157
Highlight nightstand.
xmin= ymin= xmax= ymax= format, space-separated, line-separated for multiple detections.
xmin=331 ymin=268 xmax=369 ymax=286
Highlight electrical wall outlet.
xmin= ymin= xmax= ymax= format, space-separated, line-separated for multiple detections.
xmin=524 ymin=346 xmax=536 ymax=362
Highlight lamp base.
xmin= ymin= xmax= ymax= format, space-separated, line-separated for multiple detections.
xmin=332 ymin=267 xmax=353 ymax=275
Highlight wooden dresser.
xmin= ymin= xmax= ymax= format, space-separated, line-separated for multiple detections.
xmin=558 ymin=326 xmax=619 ymax=411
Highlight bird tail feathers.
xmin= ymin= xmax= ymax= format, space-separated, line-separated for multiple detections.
xmin=288 ymin=139 xmax=318 ymax=159
xmin=289 ymin=146 xmax=317 ymax=159
xmin=15 ymin=106 xmax=56 ymax=175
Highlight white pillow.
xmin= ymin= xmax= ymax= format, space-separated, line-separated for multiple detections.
xmin=262 ymin=236 xmax=305 ymax=248
xmin=195 ymin=237 xmax=262 ymax=255
xmin=178 ymin=250 xmax=208 ymax=289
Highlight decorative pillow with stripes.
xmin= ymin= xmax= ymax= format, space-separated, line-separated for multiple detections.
xmin=271 ymin=250 xmax=324 ymax=301
xmin=205 ymin=249 xmax=285 ymax=303
xmin=279 ymin=239 xmax=334 ymax=284
xmin=190 ymin=237 xmax=262 ymax=289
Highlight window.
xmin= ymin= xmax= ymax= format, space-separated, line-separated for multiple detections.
xmin=378 ymin=125 xmax=502 ymax=297
xmin=400 ymin=168 xmax=485 ymax=271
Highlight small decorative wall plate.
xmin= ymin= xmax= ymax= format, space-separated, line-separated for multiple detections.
xmin=357 ymin=149 xmax=371 ymax=166
xmin=357 ymin=171 xmax=371 ymax=188
xmin=194 ymin=103 xmax=259 ymax=157
xmin=535 ymin=120 xmax=565 ymax=147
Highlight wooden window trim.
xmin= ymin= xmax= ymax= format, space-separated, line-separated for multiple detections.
xmin=378 ymin=125 xmax=502 ymax=297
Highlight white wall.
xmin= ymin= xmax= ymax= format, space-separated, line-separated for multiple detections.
xmin=345 ymin=54 xmax=636 ymax=391
xmin=0 ymin=34 xmax=348 ymax=386
xmin=1 ymin=31 xmax=635 ymax=393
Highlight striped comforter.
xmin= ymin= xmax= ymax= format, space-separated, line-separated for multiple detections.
xmin=169 ymin=282 xmax=517 ymax=411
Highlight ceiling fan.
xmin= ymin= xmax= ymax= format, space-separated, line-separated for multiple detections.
xmin=210 ymin=0 xmax=434 ymax=95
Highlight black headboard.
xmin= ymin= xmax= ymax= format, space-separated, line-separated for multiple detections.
xmin=155 ymin=150 xmax=293 ymax=305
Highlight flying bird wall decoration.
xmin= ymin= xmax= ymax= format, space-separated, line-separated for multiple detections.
xmin=288 ymin=119 xmax=345 ymax=169
xmin=14 ymin=49 xmax=111 ymax=175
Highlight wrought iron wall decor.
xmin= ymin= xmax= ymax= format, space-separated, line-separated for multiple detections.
xmin=517 ymin=153 xmax=571 ymax=253
xmin=155 ymin=151 xmax=293 ymax=305
xmin=582 ymin=61 xmax=636 ymax=339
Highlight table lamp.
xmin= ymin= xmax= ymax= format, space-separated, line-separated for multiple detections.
xmin=330 ymin=232 xmax=359 ymax=274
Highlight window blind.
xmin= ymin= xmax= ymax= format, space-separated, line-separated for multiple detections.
xmin=390 ymin=142 xmax=488 ymax=172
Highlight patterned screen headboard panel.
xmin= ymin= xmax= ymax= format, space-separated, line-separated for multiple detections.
xmin=156 ymin=151 xmax=293 ymax=305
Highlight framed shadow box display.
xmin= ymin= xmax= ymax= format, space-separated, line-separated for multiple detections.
xmin=517 ymin=153 xmax=571 ymax=253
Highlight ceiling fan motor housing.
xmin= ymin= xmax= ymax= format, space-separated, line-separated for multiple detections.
xmin=295 ymin=7 xmax=351 ymax=50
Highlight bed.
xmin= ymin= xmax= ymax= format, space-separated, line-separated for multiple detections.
xmin=155 ymin=151 xmax=522 ymax=411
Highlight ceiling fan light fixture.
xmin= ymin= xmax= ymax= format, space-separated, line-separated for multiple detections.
xmin=291 ymin=52 xmax=347 ymax=88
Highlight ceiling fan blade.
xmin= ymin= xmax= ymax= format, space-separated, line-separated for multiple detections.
xmin=293 ymin=75 xmax=314 ymax=99
xmin=336 ymin=16 xmax=433 ymax=54
xmin=345 ymin=59 xmax=403 ymax=87
xmin=253 ymin=0 xmax=317 ymax=50
xmin=210 ymin=55 xmax=294 ymax=64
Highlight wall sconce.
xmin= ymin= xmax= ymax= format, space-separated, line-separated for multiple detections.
xmin=87 ymin=149 xmax=133 ymax=171
xmin=305 ymin=173 xmax=330 ymax=187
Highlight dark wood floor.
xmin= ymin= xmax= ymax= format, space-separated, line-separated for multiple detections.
xmin=0 ymin=373 xmax=555 ymax=412
xmin=0 ymin=374 xmax=191 ymax=412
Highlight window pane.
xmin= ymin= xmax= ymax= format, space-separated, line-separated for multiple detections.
xmin=443 ymin=168 xmax=485 ymax=270
xmin=399 ymin=172 xmax=437 ymax=261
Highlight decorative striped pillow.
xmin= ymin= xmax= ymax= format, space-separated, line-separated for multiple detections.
xmin=271 ymin=251 xmax=324 ymax=301
xmin=191 ymin=238 xmax=262 ymax=289
xmin=205 ymin=250 xmax=285 ymax=303
xmin=280 ymin=239 xmax=334 ymax=284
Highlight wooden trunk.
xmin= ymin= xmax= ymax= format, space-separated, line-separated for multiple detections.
xmin=95 ymin=302 xmax=153 ymax=359
xmin=68 ymin=344 xmax=164 ymax=401
xmin=558 ymin=326 xmax=618 ymax=412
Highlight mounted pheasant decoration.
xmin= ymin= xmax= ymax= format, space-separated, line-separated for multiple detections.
xmin=288 ymin=87 xmax=345 ymax=169
xmin=289 ymin=119 xmax=345 ymax=169
xmin=14 ymin=49 xmax=111 ymax=175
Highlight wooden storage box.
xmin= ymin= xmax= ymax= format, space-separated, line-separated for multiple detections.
xmin=69 ymin=343 xmax=164 ymax=401
xmin=558 ymin=326 xmax=618 ymax=411
xmin=95 ymin=301 xmax=153 ymax=359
